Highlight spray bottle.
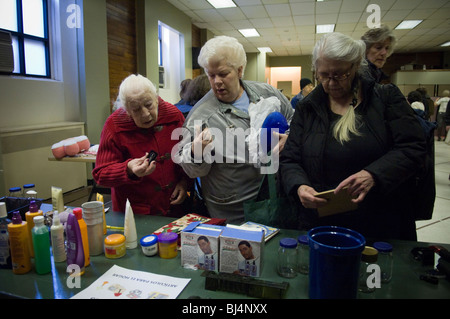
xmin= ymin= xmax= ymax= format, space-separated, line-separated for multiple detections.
xmin=73 ymin=207 xmax=90 ymax=267
xmin=8 ymin=211 xmax=31 ymax=274
xmin=66 ymin=212 xmax=85 ymax=276
xmin=32 ymin=215 xmax=51 ymax=274
xmin=50 ymin=211 xmax=66 ymax=262
xmin=25 ymin=200 xmax=43 ymax=257
xmin=0 ymin=202 xmax=12 ymax=269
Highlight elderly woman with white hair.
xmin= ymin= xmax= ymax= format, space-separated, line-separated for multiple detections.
xmin=280 ymin=32 xmax=427 ymax=240
xmin=93 ymin=74 xmax=189 ymax=216
xmin=361 ymin=25 xmax=397 ymax=83
xmin=177 ymin=36 xmax=294 ymax=224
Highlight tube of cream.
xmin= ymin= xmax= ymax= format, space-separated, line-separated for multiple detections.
xmin=96 ymin=193 xmax=107 ymax=234
xmin=124 ymin=199 xmax=137 ymax=249
xmin=51 ymin=186 xmax=64 ymax=213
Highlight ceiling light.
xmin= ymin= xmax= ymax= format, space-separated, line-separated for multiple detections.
xmin=395 ymin=20 xmax=422 ymax=30
xmin=316 ymin=24 xmax=335 ymax=34
xmin=258 ymin=47 xmax=272 ymax=53
xmin=207 ymin=0 xmax=236 ymax=9
xmin=440 ymin=41 xmax=450 ymax=47
xmin=239 ymin=28 xmax=260 ymax=37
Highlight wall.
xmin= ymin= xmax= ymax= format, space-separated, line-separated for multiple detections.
xmin=392 ymin=70 xmax=450 ymax=97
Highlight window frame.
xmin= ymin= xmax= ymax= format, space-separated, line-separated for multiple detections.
xmin=0 ymin=0 xmax=51 ymax=78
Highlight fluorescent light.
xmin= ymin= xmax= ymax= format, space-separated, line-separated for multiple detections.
xmin=207 ymin=0 xmax=236 ymax=9
xmin=395 ymin=20 xmax=422 ymax=30
xmin=258 ymin=47 xmax=272 ymax=53
xmin=316 ymin=24 xmax=335 ymax=34
xmin=239 ymin=28 xmax=260 ymax=37
xmin=440 ymin=41 xmax=450 ymax=47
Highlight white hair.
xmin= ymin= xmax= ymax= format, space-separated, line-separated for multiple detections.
xmin=118 ymin=74 xmax=157 ymax=109
xmin=312 ymin=32 xmax=367 ymax=73
xmin=198 ymin=36 xmax=247 ymax=76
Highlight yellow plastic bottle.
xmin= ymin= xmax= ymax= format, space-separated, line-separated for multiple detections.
xmin=73 ymin=208 xmax=90 ymax=267
xmin=8 ymin=211 xmax=32 ymax=274
xmin=25 ymin=200 xmax=43 ymax=257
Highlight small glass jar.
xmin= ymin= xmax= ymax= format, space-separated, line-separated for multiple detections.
xmin=22 ymin=184 xmax=36 ymax=197
xmin=104 ymin=234 xmax=126 ymax=259
xmin=9 ymin=187 xmax=22 ymax=197
xmin=140 ymin=234 xmax=158 ymax=257
xmin=277 ymin=237 xmax=298 ymax=278
xmin=297 ymin=234 xmax=309 ymax=275
xmin=373 ymin=241 xmax=393 ymax=283
xmin=158 ymin=232 xmax=178 ymax=259
xmin=358 ymin=246 xmax=378 ymax=293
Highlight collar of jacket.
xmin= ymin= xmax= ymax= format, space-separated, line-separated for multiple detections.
xmin=112 ymin=96 xmax=181 ymax=133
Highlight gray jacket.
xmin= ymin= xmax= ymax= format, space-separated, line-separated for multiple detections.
xmin=177 ymin=80 xmax=294 ymax=224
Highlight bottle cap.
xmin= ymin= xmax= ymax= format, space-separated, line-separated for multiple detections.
xmin=140 ymin=234 xmax=158 ymax=247
xmin=23 ymin=184 xmax=35 ymax=189
xmin=373 ymin=241 xmax=393 ymax=253
xmin=0 ymin=202 xmax=7 ymax=218
xmin=361 ymin=246 xmax=378 ymax=263
xmin=29 ymin=200 xmax=38 ymax=213
xmin=33 ymin=215 xmax=44 ymax=224
xmin=158 ymin=232 xmax=178 ymax=244
xmin=9 ymin=187 xmax=21 ymax=194
xmin=73 ymin=207 xmax=82 ymax=220
xmin=280 ymin=237 xmax=298 ymax=249
xmin=12 ymin=211 xmax=23 ymax=224
xmin=297 ymin=234 xmax=309 ymax=245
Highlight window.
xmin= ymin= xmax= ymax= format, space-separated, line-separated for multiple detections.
xmin=0 ymin=0 xmax=50 ymax=77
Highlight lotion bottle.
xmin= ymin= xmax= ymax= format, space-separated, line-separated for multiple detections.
xmin=8 ymin=211 xmax=31 ymax=274
xmin=25 ymin=200 xmax=43 ymax=257
xmin=66 ymin=212 xmax=85 ymax=276
xmin=0 ymin=203 xmax=12 ymax=269
xmin=50 ymin=211 xmax=66 ymax=262
xmin=73 ymin=208 xmax=90 ymax=267
xmin=32 ymin=215 xmax=51 ymax=274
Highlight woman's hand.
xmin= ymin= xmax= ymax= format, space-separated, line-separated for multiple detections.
xmin=170 ymin=179 xmax=188 ymax=205
xmin=297 ymin=185 xmax=328 ymax=209
xmin=271 ymin=131 xmax=289 ymax=155
xmin=191 ymin=125 xmax=214 ymax=157
xmin=335 ymin=169 xmax=375 ymax=203
xmin=127 ymin=153 xmax=156 ymax=178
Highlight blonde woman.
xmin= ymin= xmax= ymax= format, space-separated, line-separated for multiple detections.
xmin=280 ymin=32 xmax=427 ymax=240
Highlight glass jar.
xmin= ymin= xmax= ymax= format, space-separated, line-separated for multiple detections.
xmin=22 ymin=184 xmax=36 ymax=197
xmin=297 ymin=234 xmax=309 ymax=275
xmin=277 ymin=237 xmax=298 ymax=278
xmin=373 ymin=241 xmax=393 ymax=283
xmin=8 ymin=187 xmax=22 ymax=197
xmin=358 ymin=246 xmax=378 ymax=293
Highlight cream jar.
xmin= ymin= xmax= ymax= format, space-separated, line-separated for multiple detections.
xmin=104 ymin=234 xmax=126 ymax=259
xmin=140 ymin=234 xmax=158 ymax=257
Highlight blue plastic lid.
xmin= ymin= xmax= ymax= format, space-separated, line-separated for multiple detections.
xmin=373 ymin=241 xmax=393 ymax=252
xmin=23 ymin=184 xmax=35 ymax=189
xmin=297 ymin=234 xmax=309 ymax=245
xmin=140 ymin=234 xmax=158 ymax=247
xmin=280 ymin=237 xmax=298 ymax=249
xmin=9 ymin=187 xmax=21 ymax=193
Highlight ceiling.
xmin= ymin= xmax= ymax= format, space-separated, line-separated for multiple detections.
xmin=166 ymin=0 xmax=450 ymax=56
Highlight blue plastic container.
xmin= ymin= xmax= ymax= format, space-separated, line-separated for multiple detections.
xmin=260 ymin=111 xmax=289 ymax=154
xmin=308 ymin=226 xmax=365 ymax=299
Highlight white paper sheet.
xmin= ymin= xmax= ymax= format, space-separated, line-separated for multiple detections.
xmin=71 ymin=265 xmax=191 ymax=299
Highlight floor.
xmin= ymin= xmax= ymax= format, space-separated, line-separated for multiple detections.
xmin=60 ymin=140 xmax=450 ymax=245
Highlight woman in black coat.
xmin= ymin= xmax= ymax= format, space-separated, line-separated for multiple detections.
xmin=280 ymin=33 xmax=427 ymax=241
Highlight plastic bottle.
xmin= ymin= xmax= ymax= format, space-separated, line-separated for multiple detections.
xmin=25 ymin=200 xmax=43 ymax=257
xmin=373 ymin=241 xmax=393 ymax=283
xmin=50 ymin=211 xmax=66 ymax=263
xmin=7 ymin=211 xmax=32 ymax=274
xmin=66 ymin=212 xmax=85 ymax=276
xmin=73 ymin=207 xmax=90 ymax=267
xmin=32 ymin=215 xmax=51 ymax=274
xmin=0 ymin=202 xmax=12 ymax=269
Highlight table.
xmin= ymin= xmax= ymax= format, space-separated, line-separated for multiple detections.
xmin=1 ymin=205 xmax=449 ymax=301
xmin=48 ymin=154 xmax=109 ymax=201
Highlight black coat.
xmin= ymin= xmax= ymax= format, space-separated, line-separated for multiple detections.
xmin=280 ymin=76 xmax=427 ymax=241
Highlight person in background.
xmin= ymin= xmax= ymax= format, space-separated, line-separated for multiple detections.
xmin=407 ymin=91 xmax=426 ymax=114
xmin=291 ymin=78 xmax=314 ymax=108
xmin=361 ymin=25 xmax=396 ymax=83
xmin=93 ymin=74 xmax=190 ymax=216
xmin=176 ymin=74 xmax=211 ymax=118
xmin=435 ymin=90 xmax=450 ymax=141
xmin=175 ymin=79 xmax=192 ymax=106
xmin=416 ymin=87 xmax=434 ymax=120
xmin=177 ymin=36 xmax=294 ymax=225
xmin=280 ymin=32 xmax=426 ymax=241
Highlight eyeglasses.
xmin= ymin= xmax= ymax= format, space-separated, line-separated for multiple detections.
xmin=316 ymin=65 xmax=354 ymax=83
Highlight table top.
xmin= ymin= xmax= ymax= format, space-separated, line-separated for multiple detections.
xmin=1 ymin=205 xmax=449 ymax=300
xmin=48 ymin=154 xmax=96 ymax=163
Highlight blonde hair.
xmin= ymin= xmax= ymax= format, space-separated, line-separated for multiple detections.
xmin=361 ymin=25 xmax=397 ymax=57
xmin=333 ymin=107 xmax=361 ymax=144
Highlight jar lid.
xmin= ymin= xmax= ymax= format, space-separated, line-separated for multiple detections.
xmin=158 ymin=232 xmax=178 ymax=243
xmin=140 ymin=234 xmax=158 ymax=247
xmin=105 ymin=234 xmax=126 ymax=245
xmin=9 ymin=187 xmax=21 ymax=192
xmin=280 ymin=237 xmax=298 ymax=248
xmin=297 ymin=234 xmax=309 ymax=245
xmin=361 ymin=246 xmax=378 ymax=263
xmin=373 ymin=241 xmax=393 ymax=252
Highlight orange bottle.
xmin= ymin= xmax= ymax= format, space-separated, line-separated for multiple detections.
xmin=73 ymin=208 xmax=90 ymax=267
xmin=25 ymin=200 xmax=43 ymax=257
xmin=8 ymin=212 xmax=32 ymax=274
